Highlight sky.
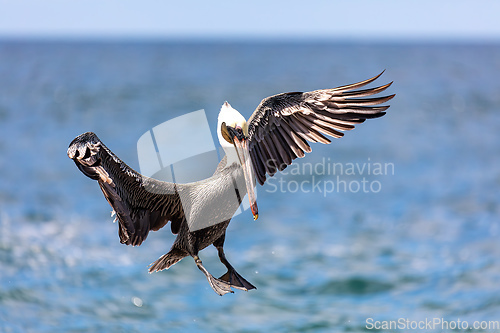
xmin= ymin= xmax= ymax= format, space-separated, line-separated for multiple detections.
xmin=0 ymin=0 xmax=499 ymax=41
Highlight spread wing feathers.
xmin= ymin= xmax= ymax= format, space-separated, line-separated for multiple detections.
xmin=247 ymin=71 xmax=394 ymax=185
xmin=67 ymin=132 xmax=185 ymax=246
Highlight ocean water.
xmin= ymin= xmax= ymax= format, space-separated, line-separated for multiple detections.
xmin=0 ymin=41 xmax=499 ymax=332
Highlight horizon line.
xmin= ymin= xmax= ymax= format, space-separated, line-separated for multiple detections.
xmin=1 ymin=34 xmax=499 ymax=45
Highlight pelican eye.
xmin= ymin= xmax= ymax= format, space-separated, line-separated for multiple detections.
xmin=221 ymin=122 xmax=233 ymax=144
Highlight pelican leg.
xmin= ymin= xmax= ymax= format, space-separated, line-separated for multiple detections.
xmin=193 ymin=255 xmax=233 ymax=296
xmin=214 ymin=244 xmax=257 ymax=292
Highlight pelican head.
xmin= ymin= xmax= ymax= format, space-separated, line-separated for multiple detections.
xmin=217 ymin=102 xmax=248 ymax=148
xmin=217 ymin=101 xmax=258 ymax=220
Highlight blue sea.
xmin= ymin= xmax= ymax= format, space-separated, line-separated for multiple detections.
xmin=0 ymin=40 xmax=499 ymax=332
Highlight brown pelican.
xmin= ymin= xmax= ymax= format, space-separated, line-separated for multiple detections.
xmin=67 ymin=72 xmax=394 ymax=295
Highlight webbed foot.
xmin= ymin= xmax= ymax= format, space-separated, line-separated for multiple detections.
xmin=219 ymin=268 xmax=256 ymax=291
xmin=207 ymin=274 xmax=234 ymax=296
xmin=194 ymin=255 xmax=234 ymax=296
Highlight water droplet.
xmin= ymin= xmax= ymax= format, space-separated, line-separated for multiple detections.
xmin=131 ymin=296 xmax=143 ymax=307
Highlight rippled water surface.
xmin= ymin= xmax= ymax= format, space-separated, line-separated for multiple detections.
xmin=1 ymin=41 xmax=500 ymax=332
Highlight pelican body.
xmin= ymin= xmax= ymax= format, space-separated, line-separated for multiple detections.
xmin=67 ymin=72 xmax=394 ymax=295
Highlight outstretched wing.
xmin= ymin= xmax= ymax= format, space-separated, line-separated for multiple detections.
xmin=247 ymin=71 xmax=394 ymax=185
xmin=67 ymin=132 xmax=185 ymax=246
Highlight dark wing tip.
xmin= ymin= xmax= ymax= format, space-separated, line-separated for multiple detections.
xmin=331 ymin=70 xmax=387 ymax=92
xmin=69 ymin=131 xmax=99 ymax=147
xmin=67 ymin=132 xmax=100 ymax=159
